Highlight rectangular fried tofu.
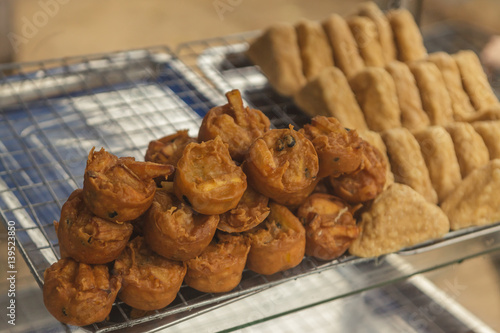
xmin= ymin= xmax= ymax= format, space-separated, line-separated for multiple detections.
xmin=453 ymin=50 xmax=499 ymax=111
xmin=413 ymin=126 xmax=462 ymax=203
xmin=387 ymin=9 xmax=427 ymax=62
xmin=294 ymin=67 xmax=368 ymax=130
xmin=347 ymin=16 xmax=385 ymax=67
xmin=349 ymin=67 xmax=401 ymax=132
xmin=322 ymin=13 xmax=365 ymax=78
xmin=357 ymin=1 xmax=396 ymax=64
xmin=295 ymin=19 xmax=334 ymax=80
xmin=445 ymin=122 xmax=490 ymax=178
xmin=246 ymin=23 xmax=306 ymax=96
xmin=409 ymin=61 xmax=454 ymax=126
xmin=382 ymin=127 xmax=438 ymax=204
xmin=426 ymin=52 xmax=476 ymax=121
xmin=385 ymin=60 xmax=430 ymax=131
xmin=472 ymin=120 xmax=500 ymax=159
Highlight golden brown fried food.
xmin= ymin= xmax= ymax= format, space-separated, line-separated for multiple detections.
xmin=246 ymin=202 xmax=306 ymax=275
xmin=413 ymin=126 xmax=462 ymax=203
xmin=347 ymin=16 xmax=385 ymax=67
xmin=426 ymin=52 xmax=476 ymax=121
xmin=296 ymin=193 xmax=359 ymax=260
xmin=246 ymin=23 xmax=306 ymax=96
xmin=385 ymin=60 xmax=430 ymax=131
xmin=445 ymin=122 xmax=490 ymax=178
xmin=293 ymin=67 xmax=368 ymax=130
xmin=382 ymin=127 xmax=438 ymax=204
xmin=218 ymin=185 xmax=270 ymax=233
xmin=113 ymin=237 xmax=186 ymax=311
xmin=83 ymin=147 xmax=174 ymax=222
xmin=322 ymin=13 xmax=365 ymax=78
xmin=145 ymin=129 xmax=196 ymax=168
xmin=349 ymin=183 xmax=450 ymax=257
xmin=387 ymin=9 xmax=427 ymax=62
xmin=409 ymin=61 xmax=454 ymax=126
xmin=357 ymin=129 xmax=394 ymax=188
xmin=43 ymin=258 xmax=121 ymax=326
xmin=198 ymin=89 xmax=270 ymax=161
xmin=184 ymin=232 xmax=251 ymax=293
xmin=301 ymin=116 xmax=363 ymax=178
xmin=349 ymin=67 xmax=402 ymax=132
xmin=357 ymin=1 xmax=396 ymax=64
xmin=295 ymin=19 xmax=334 ymax=80
xmin=174 ymin=136 xmax=247 ymax=215
xmin=472 ymin=120 xmax=500 ymax=159
xmin=55 ymin=189 xmax=133 ymax=264
xmin=441 ymin=160 xmax=500 ymax=230
xmin=244 ymin=125 xmax=319 ymax=206
xmin=330 ymin=140 xmax=387 ymax=203
xmin=143 ymin=189 xmax=219 ymax=261
xmin=453 ymin=50 xmax=498 ymax=111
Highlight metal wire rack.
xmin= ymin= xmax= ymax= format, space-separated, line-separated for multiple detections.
xmin=2 ymin=21 xmax=500 ymax=332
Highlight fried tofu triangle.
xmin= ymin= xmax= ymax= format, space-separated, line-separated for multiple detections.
xmin=83 ymin=147 xmax=174 ymax=223
xmin=387 ymin=9 xmax=427 ymax=62
xmin=245 ymin=125 xmax=319 ymax=206
xmin=301 ymin=116 xmax=363 ymax=178
xmin=246 ymin=202 xmax=306 ymax=275
xmin=198 ymin=89 xmax=270 ymax=161
xmin=43 ymin=258 xmax=121 ymax=326
xmin=296 ymin=193 xmax=359 ymax=260
xmin=441 ymin=160 xmax=500 ymax=230
xmin=174 ymin=136 xmax=247 ymax=215
xmin=349 ymin=183 xmax=449 ymax=257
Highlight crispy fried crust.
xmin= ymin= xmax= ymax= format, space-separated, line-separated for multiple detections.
xmin=347 ymin=16 xmax=385 ymax=67
xmin=322 ymin=14 xmax=365 ymax=78
xmin=409 ymin=61 xmax=454 ymax=126
xmin=185 ymin=232 xmax=251 ymax=293
xmin=144 ymin=190 xmax=219 ymax=261
xmin=445 ymin=122 xmax=490 ymax=178
xmin=387 ymin=9 xmax=427 ymax=62
xmin=43 ymin=258 xmax=121 ymax=326
xmin=174 ymin=136 xmax=247 ymax=215
xmin=349 ymin=67 xmax=401 ymax=131
xmin=113 ymin=237 xmax=186 ymax=311
xmin=382 ymin=127 xmax=438 ymax=204
xmin=246 ymin=23 xmax=306 ymax=96
xmin=453 ymin=50 xmax=498 ymax=111
xmin=245 ymin=203 xmax=305 ymax=275
xmin=357 ymin=129 xmax=394 ymax=188
xmin=413 ymin=126 xmax=462 ymax=203
xmin=385 ymin=60 xmax=430 ymax=131
xmin=472 ymin=120 xmax=500 ymax=159
xmin=56 ymin=189 xmax=133 ymax=264
xmin=198 ymin=89 xmax=270 ymax=161
xmin=293 ymin=67 xmax=368 ymax=130
xmin=349 ymin=183 xmax=449 ymax=257
xmin=145 ymin=130 xmax=196 ymax=167
xmin=296 ymin=193 xmax=359 ymax=260
xmin=301 ymin=116 xmax=363 ymax=178
xmin=441 ymin=160 xmax=500 ymax=230
xmin=244 ymin=126 xmax=319 ymax=206
xmin=295 ymin=19 xmax=334 ymax=80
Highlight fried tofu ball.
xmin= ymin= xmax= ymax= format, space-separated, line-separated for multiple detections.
xmin=184 ymin=232 xmax=251 ymax=293
xmin=218 ymin=185 xmax=270 ymax=233
xmin=296 ymin=193 xmax=360 ymax=260
xmin=244 ymin=125 xmax=319 ymax=207
xmin=245 ymin=202 xmax=306 ymax=275
xmin=144 ymin=189 xmax=219 ymax=261
xmin=55 ymin=189 xmax=133 ymax=264
xmin=43 ymin=258 xmax=121 ymax=326
xmin=330 ymin=140 xmax=387 ymax=203
xmin=174 ymin=136 xmax=247 ymax=215
xmin=198 ymin=89 xmax=271 ymax=161
xmin=83 ymin=147 xmax=174 ymax=222
xmin=113 ymin=237 xmax=186 ymax=311
xmin=301 ymin=116 xmax=364 ymax=178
